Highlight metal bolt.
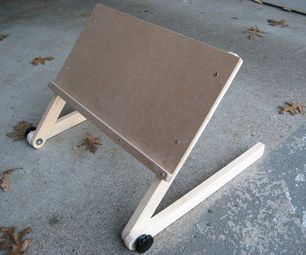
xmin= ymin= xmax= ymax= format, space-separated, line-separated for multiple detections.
xmin=159 ymin=172 xmax=165 ymax=177
xmin=36 ymin=138 xmax=44 ymax=145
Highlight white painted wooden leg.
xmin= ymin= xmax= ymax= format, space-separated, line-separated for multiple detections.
xmin=121 ymin=177 xmax=172 ymax=240
xmin=28 ymin=95 xmax=66 ymax=148
xmin=123 ymin=142 xmax=265 ymax=250
xmin=28 ymin=96 xmax=87 ymax=148
xmin=48 ymin=111 xmax=86 ymax=139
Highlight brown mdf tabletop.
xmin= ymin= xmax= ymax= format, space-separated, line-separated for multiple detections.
xmin=50 ymin=4 xmax=242 ymax=181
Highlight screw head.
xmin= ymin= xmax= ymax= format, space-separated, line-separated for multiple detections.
xmin=36 ymin=138 xmax=44 ymax=145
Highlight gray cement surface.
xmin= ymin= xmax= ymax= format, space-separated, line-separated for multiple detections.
xmin=0 ymin=0 xmax=305 ymax=254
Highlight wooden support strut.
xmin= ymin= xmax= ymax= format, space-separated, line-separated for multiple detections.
xmin=122 ymin=142 xmax=265 ymax=250
xmin=27 ymin=95 xmax=86 ymax=148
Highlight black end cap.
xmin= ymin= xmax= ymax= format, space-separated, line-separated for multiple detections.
xmin=135 ymin=234 xmax=154 ymax=253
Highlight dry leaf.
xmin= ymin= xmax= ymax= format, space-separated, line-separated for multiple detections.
xmin=0 ymin=34 xmax=10 ymax=41
xmin=79 ymin=134 xmax=101 ymax=153
xmin=6 ymin=121 xmax=34 ymax=141
xmin=254 ymin=0 xmax=263 ymax=4
xmin=245 ymin=26 xmax=265 ymax=40
xmin=31 ymin=56 xmax=54 ymax=66
xmin=0 ymin=169 xmax=15 ymax=192
xmin=279 ymin=102 xmax=305 ymax=115
xmin=267 ymin=19 xmax=288 ymax=27
xmin=0 ymin=168 xmax=22 ymax=192
xmin=0 ymin=227 xmax=32 ymax=255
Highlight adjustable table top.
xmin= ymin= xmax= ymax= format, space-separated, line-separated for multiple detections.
xmin=50 ymin=4 xmax=242 ymax=181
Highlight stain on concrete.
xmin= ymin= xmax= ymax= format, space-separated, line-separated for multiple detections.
xmin=49 ymin=215 xmax=61 ymax=226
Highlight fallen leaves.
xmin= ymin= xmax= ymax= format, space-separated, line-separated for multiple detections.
xmin=0 ymin=34 xmax=10 ymax=41
xmin=6 ymin=121 xmax=34 ymax=141
xmin=31 ymin=56 xmax=54 ymax=66
xmin=79 ymin=134 xmax=101 ymax=153
xmin=0 ymin=227 xmax=32 ymax=255
xmin=279 ymin=102 xmax=305 ymax=115
xmin=267 ymin=19 xmax=288 ymax=27
xmin=0 ymin=169 xmax=14 ymax=192
xmin=245 ymin=26 xmax=265 ymax=39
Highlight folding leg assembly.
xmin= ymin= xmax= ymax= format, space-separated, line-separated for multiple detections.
xmin=26 ymin=94 xmax=265 ymax=253
xmin=121 ymin=142 xmax=264 ymax=252
xmin=27 ymin=95 xmax=86 ymax=148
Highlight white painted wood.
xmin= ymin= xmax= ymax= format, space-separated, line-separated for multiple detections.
xmin=48 ymin=111 xmax=86 ymax=139
xmin=123 ymin=142 xmax=265 ymax=250
xmin=28 ymin=96 xmax=87 ymax=148
xmin=121 ymin=177 xmax=172 ymax=239
xmin=29 ymin=95 xmax=66 ymax=148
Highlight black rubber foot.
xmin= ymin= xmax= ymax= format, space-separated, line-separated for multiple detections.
xmin=135 ymin=234 xmax=154 ymax=253
xmin=24 ymin=127 xmax=36 ymax=137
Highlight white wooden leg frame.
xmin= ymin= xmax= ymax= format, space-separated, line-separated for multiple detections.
xmin=27 ymin=95 xmax=86 ymax=148
xmin=27 ymin=94 xmax=265 ymax=253
xmin=122 ymin=142 xmax=264 ymax=251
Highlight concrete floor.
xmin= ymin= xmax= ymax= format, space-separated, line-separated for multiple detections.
xmin=0 ymin=0 xmax=305 ymax=254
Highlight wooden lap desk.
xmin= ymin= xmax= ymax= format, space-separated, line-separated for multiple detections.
xmin=27 ymin=4 xmax=264 ymax=253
